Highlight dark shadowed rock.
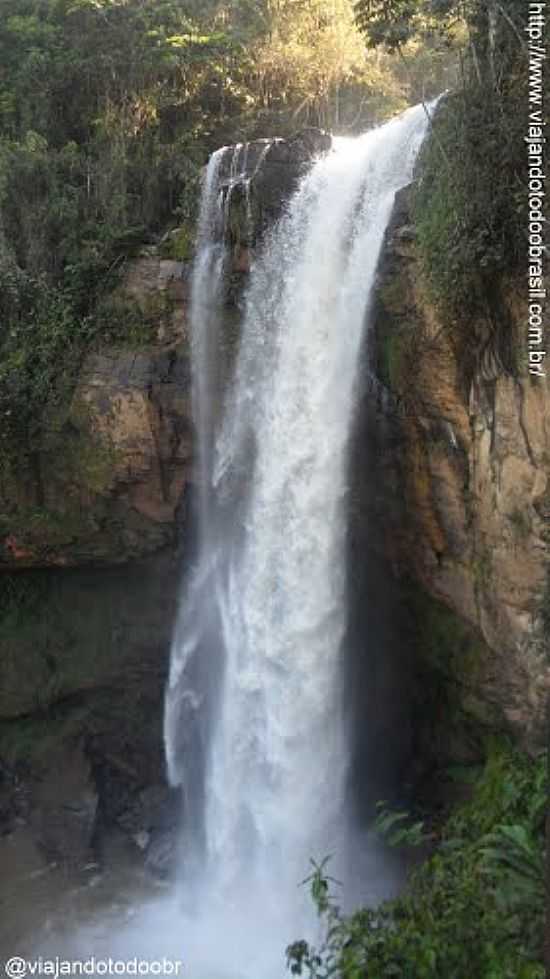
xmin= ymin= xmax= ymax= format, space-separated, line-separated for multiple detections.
xmin=116 ymin=783 xmax=181 ymax=838
xmin=217 ymin=129 xmax=332 ymax=255
xmin=28 ymin=745 xmax=98 ymax=866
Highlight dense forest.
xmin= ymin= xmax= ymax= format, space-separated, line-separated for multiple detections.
xmin=0 ymin=1 xmax=546 ymax=977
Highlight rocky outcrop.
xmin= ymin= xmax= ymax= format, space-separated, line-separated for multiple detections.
xmin=0 ymin=553 xmax=181 ymax=864
xmin=1 ymin=256 xmax=192 ymax=569
xmin=72 ymin=341 xmax=191 ymax=562
xmin=218 ymin=129 xmax=331 ymax=239
xmin=368 ymin=187 xmax=550 ymax=752
xmin=218 ymin=129 xmax=331 ymax=290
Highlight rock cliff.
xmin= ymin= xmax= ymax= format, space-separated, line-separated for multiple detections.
xmin=366 ymin=187 xmax=550 ymax=754
xmin=1 ymin=257 xmax=192 ymax=569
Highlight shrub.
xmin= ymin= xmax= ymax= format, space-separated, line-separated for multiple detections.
xmin=286 ymin=741 xmax=546 ymax=978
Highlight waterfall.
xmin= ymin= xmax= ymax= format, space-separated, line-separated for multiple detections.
xmin=164 ymin=103 xmax=433 ymax=976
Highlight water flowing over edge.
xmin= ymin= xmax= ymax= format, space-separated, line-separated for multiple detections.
xmin=161 ymin=101 xmax=435 ymax=977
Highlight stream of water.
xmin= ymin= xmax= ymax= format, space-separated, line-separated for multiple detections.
xmin=163 ymin=102 xmax=433 ymax=977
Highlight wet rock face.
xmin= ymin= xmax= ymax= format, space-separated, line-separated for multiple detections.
xmin=218 ymin=129 xmax=332 ymax=272
xmin=368 ymin=186 xmax=550 ymax=751
xmin=217 ymin=129 xmax=331 ymax=194
xmin=248 ymin=130 xmax=331 ymax=234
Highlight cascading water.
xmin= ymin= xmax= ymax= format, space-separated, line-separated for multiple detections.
xmin=162 ymin=102 xmax=433 ymax=976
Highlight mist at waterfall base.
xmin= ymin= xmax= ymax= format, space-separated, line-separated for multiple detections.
xmin=22 ymin=104 xmax=433 ymax=975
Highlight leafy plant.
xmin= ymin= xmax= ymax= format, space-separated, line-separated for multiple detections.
xmin=480 ymin=824 xmax=545 ymax=904
xmin=286 ymin=742 xmax=546 ymax=978
xmin=374 ymin=801 xmax=430 ymax=847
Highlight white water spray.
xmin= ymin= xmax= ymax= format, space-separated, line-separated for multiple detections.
xmin=164 ymin=103 xmax=433 ymax=976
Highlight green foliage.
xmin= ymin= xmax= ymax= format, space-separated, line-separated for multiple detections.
xmin=0 ymin=0 xmax=244 ymax=467
xmin=0 ymin=267 xmax=86 ymax=452
xmin=286 ymin=743 xmax=547 ymax=978
xmin=0 ymin=261 xmax=143 ymax=481
xmin=301 ymin=857 xmax=342 ymax=915
xmin=374 ymin=801 xmax=429 ymax=847
xmin=159 ymin=226 xmax=195 ymax=261
xmin=413 ymin=88 xmax=524 ymax=323
xmin=0 ymin=0 xmax=210 ymax=276
xmin=91 ymin=292 xmax=174 ymax=348
xmin=354 ymin=0 xmax=433 ymax=50
xmin=480 ymin=824 xmax=545 ymax=905
xmin=355 ymin=0 xmax=527 ymax=377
